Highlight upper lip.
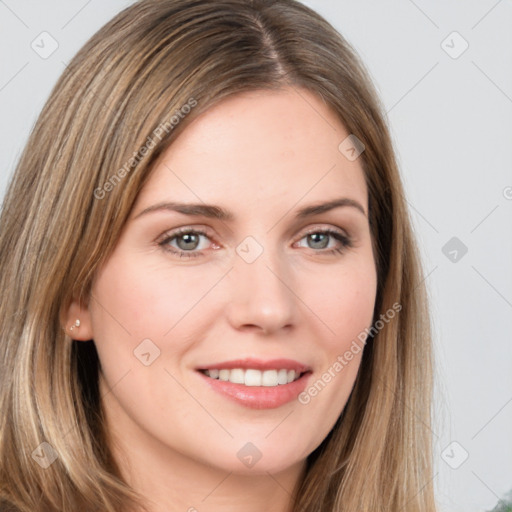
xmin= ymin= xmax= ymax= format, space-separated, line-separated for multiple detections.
xmin=197 ymin=358 xmax=311 ymax=373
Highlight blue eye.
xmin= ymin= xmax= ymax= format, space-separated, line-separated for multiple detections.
xmin=157 ymin=227 xmax=352 ymax=259
xmin=296 ymin=229 xmax=352 ymax=255
xmin=158 ymin=229 xmax=211 ymax=258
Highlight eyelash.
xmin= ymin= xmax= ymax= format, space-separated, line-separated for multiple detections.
xmin=157 ymin=227 xmax=353 ymax=259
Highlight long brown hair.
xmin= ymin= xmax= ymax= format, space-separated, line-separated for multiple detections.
xmin=0 ymin=1 xmax=436 ymax=510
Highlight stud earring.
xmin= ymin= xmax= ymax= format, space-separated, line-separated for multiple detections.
xmin=68 ymin=319 xmax=81 ymax=332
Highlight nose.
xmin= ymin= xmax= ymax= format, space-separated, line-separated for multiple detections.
xmin=225 ymin=247 xmax=296 ymax=335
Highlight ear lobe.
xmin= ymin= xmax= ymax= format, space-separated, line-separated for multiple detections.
xmin=62 ymin=297 xmax=94 ymax=341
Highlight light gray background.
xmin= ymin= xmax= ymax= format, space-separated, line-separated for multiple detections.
xmin=1 ymin=1 xmax=511 ymax=511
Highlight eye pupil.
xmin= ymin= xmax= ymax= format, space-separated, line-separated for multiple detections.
xmin=165 ymin=230 xmax=343 ymax=256
xmin=308 ymin=233 xmax=329 ymax=249
xmin=177 ymin=233 xmax=199 ymax=250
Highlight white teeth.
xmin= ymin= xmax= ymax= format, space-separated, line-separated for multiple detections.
xmin=230 ymin=368 xmax=245 ymax=384
xmin=203 ymin=368 xmax=302 ymax=387
xmin=277 ymin=369 xmax=288 ymax=385
xmin=219 ymin=369 xmax=230 ymax=381
xmin=261 ymin=370 xmax=278 ymax=387
xmin=244 ymin=369 xmax=262 ymax=386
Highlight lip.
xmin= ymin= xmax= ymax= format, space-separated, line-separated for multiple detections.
xmin=196 ymin=358 xmax=312 ymax=409
xmin=197 ymin=358 xmax=310 ymax=373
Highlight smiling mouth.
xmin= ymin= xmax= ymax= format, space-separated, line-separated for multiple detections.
xmin=199 ymin=368 xmax=305 ymax=387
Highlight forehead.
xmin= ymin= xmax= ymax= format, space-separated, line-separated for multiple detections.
xmin=135 ymin=87 xmax=368 ymax=218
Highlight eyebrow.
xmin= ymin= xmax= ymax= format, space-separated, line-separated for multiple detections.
xmin=133 ymin=197 xmax=367 ymax=221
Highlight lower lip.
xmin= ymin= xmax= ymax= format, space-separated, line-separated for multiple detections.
xmin=197 ymin=371 xmax=311 ymax=409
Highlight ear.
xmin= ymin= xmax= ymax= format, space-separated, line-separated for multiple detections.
xmin=62 ymin=296 xmax=94 ymax=341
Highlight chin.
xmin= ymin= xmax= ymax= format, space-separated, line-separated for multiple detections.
xmin=201 ymin=440 xmax=310 ymax=476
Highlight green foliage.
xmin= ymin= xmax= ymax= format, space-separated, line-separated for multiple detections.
xmin=490 ymin=504 xmax=512 ymax=512
xmin=488 ymin=489 xmax=512 ymax=512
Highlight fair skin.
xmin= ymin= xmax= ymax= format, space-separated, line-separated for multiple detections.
xmin=66 ymin=87 xmax=377 ymax=512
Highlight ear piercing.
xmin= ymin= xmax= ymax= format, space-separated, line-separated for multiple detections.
xmin=68 ymin=319 xmax=81 ymax=332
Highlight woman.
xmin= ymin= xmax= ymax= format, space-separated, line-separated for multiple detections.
xmin=0 ymin=0 xmax=436 ymax=510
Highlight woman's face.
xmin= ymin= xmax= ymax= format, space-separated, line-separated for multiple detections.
xmin=71 ymin=87 xmax=377 ymax=476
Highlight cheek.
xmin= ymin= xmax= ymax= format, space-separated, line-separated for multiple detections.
xmin=305 ymin=256 xmax=377 ymax=350
xmin=90 ymin=254 xmax=225 ymax=343
xmin=290 ymin=260 xmax=377 ymax=456
xmin=88 ymin=256 xmax=213 ymax=420
xmin=297 ymin=253 xmax=376 ymax=401
xmin=333 ymin=274 xmax=376 ymax=344
xmin=88 ymin=254 xmax=233 ymax=402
